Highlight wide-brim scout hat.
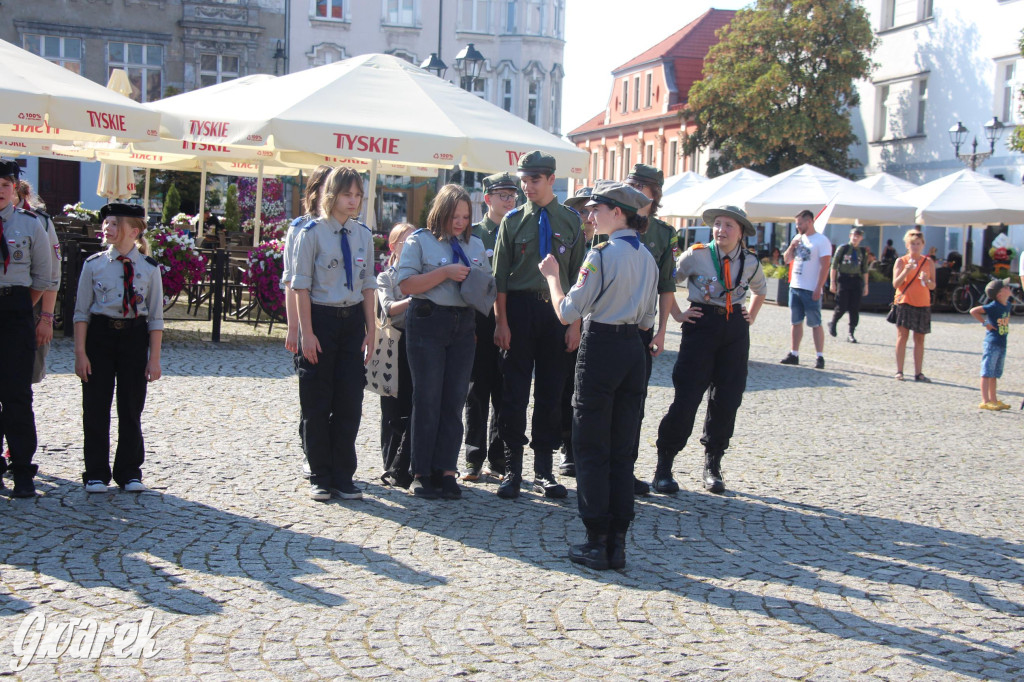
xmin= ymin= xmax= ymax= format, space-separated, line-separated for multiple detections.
xmin=516 ymin=150 xmax=556 ymax=176
xmin=702 ymin=204 xmax=755 ymax=237
xmin=585 ymin=181 xmax=651 ymax=214
xmin=0 ymin=159 xmax=21 ymax=180
xmin=564 ymin=186 xmax=593 ymax=212
xmin=99 ymin=202 xmax=147 ymax=223
xmin=627 ymin=163 xmax=664 ymax=188
xmin=482 ymin=172 xmax=519 ymax=193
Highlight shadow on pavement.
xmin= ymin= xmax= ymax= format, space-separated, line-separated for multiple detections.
xmin=0 ymin=475 xmax=445 ymax=617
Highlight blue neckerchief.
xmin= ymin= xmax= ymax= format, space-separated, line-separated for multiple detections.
xmin=619 ymin=235 xmax=641 ymax=250
xmin=340 ymin=226 xmax=353 ymax=291
xmin=450 ymin=237 xmax=470 ymax=266
xmin=538 ymin=207 xmax=552 ymax=258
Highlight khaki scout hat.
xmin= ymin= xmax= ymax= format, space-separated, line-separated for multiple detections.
xmin=516 ymin=150 xmax=556 ymax=175
xmin=627 ymin=163 xmax=664 ymax=188
xmin=585 ymin=181 xmax=651 ymax=214
xmin=702 ymin=204 xmax=755 ymax=237
xmin=482 ymin=172 xmax=518 ymax=193
xmin=563 ymin=186 xmax=593 ymax=212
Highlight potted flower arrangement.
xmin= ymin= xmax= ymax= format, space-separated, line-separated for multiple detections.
xmin=760 ymin=261 xmax=789 ymax=306
xmin=63 ymin=202 xmax=100 ymax=224
xmin=989 ymin=245 xmax=1017 ymax=278
xmin=146 ymin=225 xmax=209 ymax=306
xmin=242 ymin=240 xmax=286 ymax=321
xmin=241 ymin=217 xmax=290 ymax=243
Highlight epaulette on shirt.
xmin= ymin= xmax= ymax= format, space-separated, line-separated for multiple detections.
xmin=290 ymin=215 xmax=306 ymax=227
xmin=85 ymin=252 xmax=104 ymax=262
xmin=302 ymin=219 xmax=320 ymax=230
xmin=593 ymin=242 xmax=610 ymax=251
xmin=16 ymin=208 xmax=37 ymax=218
xmin=566 ymin=206 xmax=581 ymax=219
xmin=144 ymin=255 xmax=158 ymax=267
xmin=356 ymin=220 xmax=372 ymax=233
xmin=691 ymin=243 xmax=707 ymax=250
xmin=504 ymin=205 xmax=523 ymax=218
xmin=411 ymin=228 xmax=426 ymax=235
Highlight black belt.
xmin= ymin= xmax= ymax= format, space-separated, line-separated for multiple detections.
xmin=93 ymin=315 xmax=148 ymax=330
xmin=0 ymin=285 xmax=29 ymax=297
xmin=584 ymin=320 xmax=639 ymax=334
xmin=311 ymin=303 xmax=361 ymax=318
xmin=508 ymin=290 xmax=552 ymax=303
xmin=691 ymin=302 xmax=743 ymax=316
xmin=411 ymin=298 xmax=467 ymax=313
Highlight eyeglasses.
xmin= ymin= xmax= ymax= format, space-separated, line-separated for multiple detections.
xmin=491 ymin=192 xmax=517 ymax=202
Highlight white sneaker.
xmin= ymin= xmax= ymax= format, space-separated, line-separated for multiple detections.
xmin=310 ymin=484 xmax=331 ymax=501
xmin=123 ymin=479 xmax=147 ymax=493
xmin=84 ymin=481 xmax=108 ymax=494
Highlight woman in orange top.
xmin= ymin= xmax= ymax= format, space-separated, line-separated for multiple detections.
xmin=892 ymin=229 xmax=936 ymax=382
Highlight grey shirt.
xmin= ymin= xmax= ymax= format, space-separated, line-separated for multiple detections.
xmin=280 ymin=214 xmax=312 ymax=290
xmin=290 ymin=216 xmax=375 ymax=306
xmin=376 ymin=265 xmax=408 ymax=330
xmin=0 ymin=203 xmax=56 ymax=291
xmin=73 ymin=245 xmax=165 ymax=331
xmin=558 ymin=229 xmax=658 ymax=328
xmin=397 ymin=229 xmax=492 ymax=308
xmin=676 ymin=242 xmax=767 ymax=308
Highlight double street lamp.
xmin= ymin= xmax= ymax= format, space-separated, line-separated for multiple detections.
xmin=420 ymin=42 xmax=486 ymax=91
xmin=948 ymin=117 xmax=1006 ymax=170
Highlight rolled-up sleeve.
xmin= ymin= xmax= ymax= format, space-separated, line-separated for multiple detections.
xmin=72 ymin=262 xmax=95 ymax=324
xmin=748 ymin=260 xmax=768 ymax=297
xmin=45 ymin=219 xmax=61 ymax=291
xmin=29 ymin=222 xmax=56 ymax=291
xmin=396 ymin=235 xmax=424 ymax=285
xmin=558 ymin=251 xmax=601 ymax=324
xmin=290 ymin=228 xmax=315 ymax=291
xmin=146 ymin=265 xmax=165 ymax=331
xmin=359 ymin=228 xmax=376 ymax=292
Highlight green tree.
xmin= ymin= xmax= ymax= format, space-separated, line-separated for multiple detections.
xmin=1009 ymin=30 xmax=1024 ymax=153
xmin=206 ymin=186 xmax=223 ymax=211
xmin=683 ymin=0 xmax=876 ymax=177
xmin=224 ymin=184 xmax=240 ymax=231
xmin=162 ymin=184 xmax=181 ymax=225
xmin=152 ymin=171 xmax=200 ymax=214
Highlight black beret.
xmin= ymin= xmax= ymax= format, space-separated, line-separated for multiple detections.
xmin=99 ymin=203 xmax=147 ymax=221
xmin=0 ymin=159 xmax=21 ymax=180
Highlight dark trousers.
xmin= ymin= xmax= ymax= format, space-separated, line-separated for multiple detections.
xmin=573 ymin=323 xmax=646 ymax=531
xmin=630 ymin=328 xmax=655 ymax=463
xmin=297 ymin=304 xmax=365 ymax=488
xmin=380 ymin=331 xmax=412 ymax=486
xmin=81 ymin=317 xmax=149 ymax=486
xmin=405 ymin=299 xmax=476 ymax=477
xmin=560 ymin=347 xmax=577 ymax=459
xmin=464 ymin=310 xmax=504 ymax=470
xmin=0 ymin=290 xmax=37 ymax=478
xmin=499 ymin=293 xmax=567 ymax=455
xmin=656 ymin=305 xmax=749 ymax=457
xmin=831 ymin=274 xmax=864 ymax=332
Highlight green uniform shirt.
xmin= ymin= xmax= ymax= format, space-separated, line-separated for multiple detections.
xmin=593 ymin=216 xmax=677 ymax=294
xmin=492 ymin=198 xmax=585 ymax=294
xmin=473 ymin=215 xmax=500 ymax=254
xmin=831 ymin=243 xmax=869 ymax=276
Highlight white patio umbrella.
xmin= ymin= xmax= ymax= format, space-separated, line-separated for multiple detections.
xmin=0 ymin=38 xmax=160 ymax=142
xmin=855 ymin=173 xmax=919 ymax=255
xmin=96 ymin=163 xmax=135 ymax=200
xmin=0 ymin=136 xmax=96 ymax=161
xmin=714 ymin=164 xmax=917 ymax=225
xmin=895 ymin=169 xmax=1024 ymax=268
xmin=146 ymin=53 xmax=588 ymax=227
xmin=660 ymin=168 xmax=768 ymax=218
xmin=662 ymin=171 xmax=706 ymax=195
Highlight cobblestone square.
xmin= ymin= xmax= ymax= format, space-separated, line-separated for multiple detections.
xmin=1 ymin=303 xmax=1021 ymax=680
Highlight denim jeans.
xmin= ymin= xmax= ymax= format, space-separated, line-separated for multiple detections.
xmin=405 ymin=299 xmax=476 ymax=477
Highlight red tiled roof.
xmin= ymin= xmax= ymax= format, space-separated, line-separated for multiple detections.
xmin=614 ymin=9 xmax=736 ymax=73
xmin=567 ymin=110 xmax=606 ymax=137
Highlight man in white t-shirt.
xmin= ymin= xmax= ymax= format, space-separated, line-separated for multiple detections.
xmin=780 ymin=210 xmax=833 ymax=369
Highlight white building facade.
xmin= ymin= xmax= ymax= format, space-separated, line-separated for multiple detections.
xmin=850 ymin=0 xmax=1024 ymax=263
xmin=288 ymin=0 xmax=566 ymax=137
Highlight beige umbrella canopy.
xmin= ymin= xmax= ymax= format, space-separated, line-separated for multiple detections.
xmin=855 ymin=172 xmax=918 ymax=197
xmin=96 ymin=69 xmax=138 ymax=202
xmin=660 ymin=168 xmax=769 ymax=219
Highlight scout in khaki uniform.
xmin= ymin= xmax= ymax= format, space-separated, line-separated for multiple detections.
xmin=492 ymin=151 xmax=585 ymax=499
xmin=538 ymin=181 xmax=658 ymax=570
xmin=654 ymin=205 xmax=767 ymax=494
xmin=0 ymin=159 xmax=56 ymax=497
xmin=74 ymin=203 xmax=163 ymax=494
xmin=463 ymin=172 xmax=519 ymax=481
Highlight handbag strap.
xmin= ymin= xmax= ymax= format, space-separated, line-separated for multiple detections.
xmin=896 ymin=258 xmax=927 ymax=298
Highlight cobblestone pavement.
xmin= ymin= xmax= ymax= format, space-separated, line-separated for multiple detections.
xmin=1 ymin=303 xmax=1022 ymax=680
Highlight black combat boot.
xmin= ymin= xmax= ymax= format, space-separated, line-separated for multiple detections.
xmin=703 ymin=451 xmax=725 ymax=494
xmin=607 ymin=519 xmax=629 ymax=569
xmin=496 ymin=448 xmax=523 ymax=499
xmin=558 ymin=440 xmax=575 ymax=477
xmin=533 ymin=450 xmax=567 ymax=498
xmin=10 ymin=464 xmax=38 ymax=499
xmin=569 ymin=521 xmax=610 ymax=570
xmin=651 ymin=450 xmax=679 ymax=494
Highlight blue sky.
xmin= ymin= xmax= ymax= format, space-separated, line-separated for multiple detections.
xmin=562 ymin=0 xmax=751 ymax=135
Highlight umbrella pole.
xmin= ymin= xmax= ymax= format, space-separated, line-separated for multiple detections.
xmin=143 ymin=168 xmax=151 ymax=219
xmin=365 ymin=159 xmax=378 ymax=230
xmin=254 ymin=161 xmax=264 ymax=245
xmin=197 ymin=161 xmax=207 ymax=240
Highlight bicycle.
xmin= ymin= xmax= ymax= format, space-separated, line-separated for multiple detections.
xmin=951 ymin=275 xmax=1024 ymax=315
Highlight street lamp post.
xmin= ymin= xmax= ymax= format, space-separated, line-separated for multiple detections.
xmin=948 ymin=117 xmax=1008 ymax=270
xmin=453 ymin=43 xmax=486 ymax=91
